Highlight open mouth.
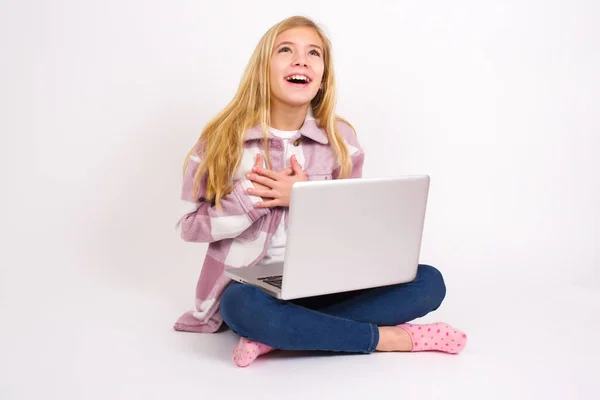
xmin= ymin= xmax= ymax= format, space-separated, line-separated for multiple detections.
xmin=285 ymin=74 xmax=312 ymax=85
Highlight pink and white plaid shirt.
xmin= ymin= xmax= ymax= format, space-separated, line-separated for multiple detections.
xmin=174 ymin=116 xmax=365 ymax=333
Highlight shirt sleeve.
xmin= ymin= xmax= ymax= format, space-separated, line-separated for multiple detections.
xmin=177 ymin=154 xmax=270 ymax=243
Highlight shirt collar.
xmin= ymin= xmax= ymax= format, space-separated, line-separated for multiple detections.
xmin=243 ymin=107 xmax=329 ymax=144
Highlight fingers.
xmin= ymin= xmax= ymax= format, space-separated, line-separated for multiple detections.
xmin=289 ymin=155 xmax=308 ymax=181
xmin=250 ymin=154 xmax=298 ymax=179
xmin=246 ymin=172 xmax=275 ymax=187
xmin=254 ymin=154 xmax=263 ymax=169
xmin=252 ymin=166 xmax=278 ymax=179
xmin=251 ymin=181 xmax=271 ymax=191
xmin=246 ymin=187 xmax=275 ymax=198
xmin=256 ymin=199 xmax=280 ymax=208
xmin=290 ymin=155 xmax=303 ymax=174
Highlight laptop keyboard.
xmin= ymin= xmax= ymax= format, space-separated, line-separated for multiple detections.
xmin=258 ymin=275 xmax=283 ymax=289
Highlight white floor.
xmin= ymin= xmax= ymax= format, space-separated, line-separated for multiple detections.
xmin=1 ymin=264 xmax=599 ymax=400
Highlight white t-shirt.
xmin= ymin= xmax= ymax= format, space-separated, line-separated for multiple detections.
xmin=256 ymin=127 xmax=299 ymax=266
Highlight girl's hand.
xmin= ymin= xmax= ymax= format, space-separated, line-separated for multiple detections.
xmin=246 ymin=154 xmax=307 ymax=208
xmin=247 ymin=154 xmax=277 ymax=202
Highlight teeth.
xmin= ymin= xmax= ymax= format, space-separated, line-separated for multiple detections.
xmin=287 ymin=75 xmax=310 ymax=82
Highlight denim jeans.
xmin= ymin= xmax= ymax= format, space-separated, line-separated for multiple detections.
xmin=220 ymin=264 xmax=446 ymax=353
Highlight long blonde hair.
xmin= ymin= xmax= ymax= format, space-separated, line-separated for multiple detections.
xmin=184 ymin=16 xmax=354 ymax=210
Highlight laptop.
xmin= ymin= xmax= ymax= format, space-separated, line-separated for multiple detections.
xmin=224 ymin=175 xmax=430 ymax=300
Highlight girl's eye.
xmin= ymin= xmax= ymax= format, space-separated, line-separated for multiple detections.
xmin=309 ymin=49 xmax=321 ymax=57
xmin=278 ymin=46 xmax=292 ymax=53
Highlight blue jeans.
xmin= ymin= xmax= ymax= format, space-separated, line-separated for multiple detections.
xmin=220 ymin=264 xmax=446 ymax=353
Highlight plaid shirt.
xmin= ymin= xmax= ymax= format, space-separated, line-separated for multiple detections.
xmin=174 ymin=117 xmax=365 ymax=333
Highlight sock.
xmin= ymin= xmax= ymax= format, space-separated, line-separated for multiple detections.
xmin=397 ymin=322 xmax=467 ymax=354
xmin=232 ymin=337 xmax=275 ymax=367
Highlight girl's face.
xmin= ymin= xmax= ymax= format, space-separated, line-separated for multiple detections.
xmin=269 ymin=27 xmax=325 ymax=109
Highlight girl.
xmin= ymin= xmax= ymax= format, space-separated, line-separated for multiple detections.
xmin=175 ymin=16 xmax=467 ymax=367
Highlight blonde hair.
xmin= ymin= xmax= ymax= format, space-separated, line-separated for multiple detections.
xmin=184 ymin=15 xmax=354 ymax=210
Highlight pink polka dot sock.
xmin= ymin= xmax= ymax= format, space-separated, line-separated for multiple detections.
xmin=397 ymin=322 xmax=468 ymax=354
xmin=232 ymin=337 xmax=275 ymax=367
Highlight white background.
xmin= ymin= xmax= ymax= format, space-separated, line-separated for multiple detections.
xmin=1 ymin=0 xmax=599 ymax=399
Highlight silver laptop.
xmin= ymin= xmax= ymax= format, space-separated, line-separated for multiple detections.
xmin=224 ymin=175 xmax=430 ymax=300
